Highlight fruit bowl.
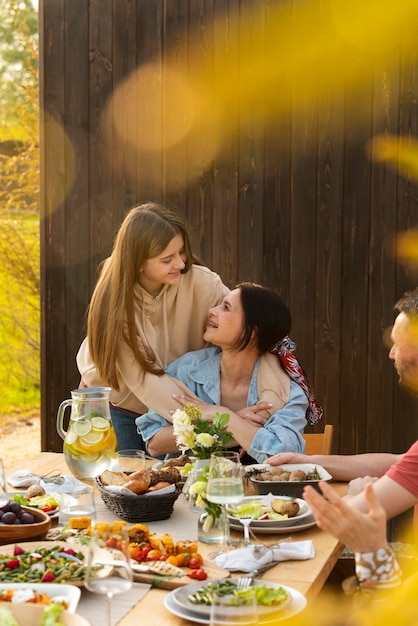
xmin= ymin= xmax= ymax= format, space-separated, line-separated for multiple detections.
xmin=0 ymin=505 xmax=51 ymax=545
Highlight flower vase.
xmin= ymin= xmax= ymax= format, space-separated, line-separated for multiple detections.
xmin=198 ymin=507 xmax=229 ymax=544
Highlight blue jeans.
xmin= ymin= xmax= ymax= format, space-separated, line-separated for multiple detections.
xmin=110 ymin=406 xmax=146 ymax=452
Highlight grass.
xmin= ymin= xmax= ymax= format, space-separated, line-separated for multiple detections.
xmin=0 ymin=212 xmax=40 ymax=419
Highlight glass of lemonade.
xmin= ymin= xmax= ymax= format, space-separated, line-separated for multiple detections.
xmin=206 ymin=450 xmax=244 ymax=556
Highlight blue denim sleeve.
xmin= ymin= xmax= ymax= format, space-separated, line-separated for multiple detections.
xmin=247 ymin=381 xmax=308 ymax=463
xmin=136 ymin=412 xmax=170 ymax=445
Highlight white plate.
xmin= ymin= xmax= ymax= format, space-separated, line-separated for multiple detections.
xmin=227 ymin=495 xmax=311 ymax=528
xmin=8 ymin=492 xmax=60 ymax=518
xmin=229 ymin=514 xmax=317 ymax=535
xmin=173 ymin=578 xmax=291 ymax=617
xmin=0 ymin=583 xmax=80 ymax=613
xmin=164 ymin=581 xmax=307 ymax=624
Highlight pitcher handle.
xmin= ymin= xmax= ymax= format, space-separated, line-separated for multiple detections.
xmin=56 ymin=399 xmax=72 ymax=440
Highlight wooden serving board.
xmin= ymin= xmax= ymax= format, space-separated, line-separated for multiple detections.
xmin=132 ymin=557 xmax=230 ymax=590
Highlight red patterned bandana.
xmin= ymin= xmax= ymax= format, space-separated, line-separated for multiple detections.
xmin=271 ymin=337 xmax=323 ymax=425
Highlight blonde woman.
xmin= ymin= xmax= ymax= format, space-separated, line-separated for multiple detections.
xmin=77 ymin=202 xmax=231 ymax=450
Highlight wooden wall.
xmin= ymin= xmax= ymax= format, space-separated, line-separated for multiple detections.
xmin=40 ymin=0 xmax=418 ymax=469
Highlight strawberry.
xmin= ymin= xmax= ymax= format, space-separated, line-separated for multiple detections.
xmin=13 ymin=545 xmax=24 ymax=556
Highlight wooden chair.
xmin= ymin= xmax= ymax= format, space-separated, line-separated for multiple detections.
xmin=303 ymin=424 xmax=334 ymax=455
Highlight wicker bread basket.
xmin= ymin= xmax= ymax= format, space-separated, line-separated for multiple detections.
xmin=95 ymin=477 xmax=182 ymax=522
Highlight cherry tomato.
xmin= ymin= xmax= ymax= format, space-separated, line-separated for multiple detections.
xmin=134 ymin=549 xmax=149 ymax=562
xmin=166 ymin=555 xmax=180 ymax=566
xmin=41 ymin=505 xmax=57 ymax=512
xmin=187 ymin=555 xmax=203 ymax=569
xmin=105 ymin=538 xmax=117 ymax=548
xmin=159 ymin=554 xmax=168 ymax=561
xmin=187 ymin=569 xmax=208 ymax=581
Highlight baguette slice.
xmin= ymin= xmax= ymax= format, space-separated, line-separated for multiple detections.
xmin=100 ymin=470 xmax=129 ymax=486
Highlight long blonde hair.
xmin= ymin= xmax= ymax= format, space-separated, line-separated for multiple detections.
xmin=87 ymin=202 xmax=195 ymax=390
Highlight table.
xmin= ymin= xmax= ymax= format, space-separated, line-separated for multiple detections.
xmin=6 ymin=453 xmax=346 ymax=625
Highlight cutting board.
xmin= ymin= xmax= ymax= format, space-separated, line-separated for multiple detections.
xmin=132 ymin=557 xmax=230 ymax=590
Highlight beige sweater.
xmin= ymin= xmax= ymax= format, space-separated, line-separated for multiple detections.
xmin=77 ymin=265 xmax=229 ymax=420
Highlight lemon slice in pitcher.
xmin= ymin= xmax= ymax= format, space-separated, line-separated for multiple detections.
xmin=91 ymin=416 xmax=110 ymax=431
xmin=73 ymin=419 xmax=92 ymax=437
xmin=83 ymin=430 xmax=104 ymax=446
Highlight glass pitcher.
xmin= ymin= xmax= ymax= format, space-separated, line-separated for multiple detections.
xmin=56 ymin=387 xmax=117 ymax=480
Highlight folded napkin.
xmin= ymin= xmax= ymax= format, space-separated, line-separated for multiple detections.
xmin=105 ymin=483 xmax=176 ymax=497
xmin=214 ymin=541 xmax=315 ymax=572
xmin=7 ymin=470 xmax=41 ymax=488
xmin=40 ymin=474 xmax=86 ymax=494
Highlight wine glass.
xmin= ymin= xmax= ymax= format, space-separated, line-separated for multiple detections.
xmin=206 ymin=450 xmax=244 ymax=556
xmin=84 ymin=523 xmax=133 ymax=626
xmin=0 ymin=459 xmax=8 ymax=507
xmin=210 ymin=586 xmax=258 ymax=626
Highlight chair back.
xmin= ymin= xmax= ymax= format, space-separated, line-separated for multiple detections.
xmin=303 ymin=424 xmax=334 ymax=455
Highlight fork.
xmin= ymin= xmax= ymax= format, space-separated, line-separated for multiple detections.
xmin=235 ymin=560 xmax=280 ymax=590
xmin=236 ymin=576 xmax=253 ymax=590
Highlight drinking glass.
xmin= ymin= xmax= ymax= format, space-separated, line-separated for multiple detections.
xmin=210 ymin=587 xmax=258 ymax=626
xmin=59 ymin=483 xmax=96 ymax=526
xmin=0 ymin=459 xmax=8 ymax=507
xmin=206 ymin=451 xmax=244 ymax=556
xmin=117 ymin=449 xmax=146 ymax=473
xmin=84 ymin=523 xmax=133 ymax=626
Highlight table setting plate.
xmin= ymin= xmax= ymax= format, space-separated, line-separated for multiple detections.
xmin=164 ymin=580 xmax=307 ymax=624
xmin=8 ymin=491 xmax=61 ymax=519
xmin=0 ymin=582 xmax=81 ymax=612
xmin=229 ymin=514 xmax=317 ymax=534
xmin=227 ymin=495 xmax=312 ymax=530
xmin=172 ymin=578 xmax=291 ymax=617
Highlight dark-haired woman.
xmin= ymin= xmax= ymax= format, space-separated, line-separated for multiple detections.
xmin=137 ymin=283 xmax=309 ymax=462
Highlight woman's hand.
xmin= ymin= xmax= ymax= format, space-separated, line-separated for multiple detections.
xmin=266 ymin=452 xmax=309 ymax=465
xmin=303 ymin=481 xmax=389 ymax=552
xmin=236 ymin=402 xmax=273 ymax=425
xmin=171 ymin=394 xmax=223 ymax=422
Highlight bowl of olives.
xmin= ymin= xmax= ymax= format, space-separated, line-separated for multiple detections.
xmin=0 ymin=499 xmax=51 ymax=545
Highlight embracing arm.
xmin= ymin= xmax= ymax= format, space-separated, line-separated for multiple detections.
xmin=266 ymin=451 xmax=402 ymax=481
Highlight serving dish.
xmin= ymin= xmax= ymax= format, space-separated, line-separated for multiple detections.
xmin=0 ymin=541 xmax=91 ymax=586
xmin=245 ymin=463 xmax=332 ymax=497
xmin=0 ymin=604 xmax=91 ymax=625
xmin=131 ymin=557 xmax=230 ymax=589
xmin=0 ymin=583 xmax=80 ymax=613
xmin=0 ymin=506 xmax=51 ymax=545
xmin=227 ymin=495 xmax=311 ymax=528
xmin=164 ymin=580 xmax=307 ymax=624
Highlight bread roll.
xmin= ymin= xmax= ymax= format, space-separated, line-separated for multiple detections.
xmin=123 ymin=479 xmax=149 ymax=494
xmin=148 ymin=481 xmax=172 ymax=492
xmin=129 ymin=469 xmax=152 ymax=487
xmin=100 ymin=470 xmax=129 ymax=486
